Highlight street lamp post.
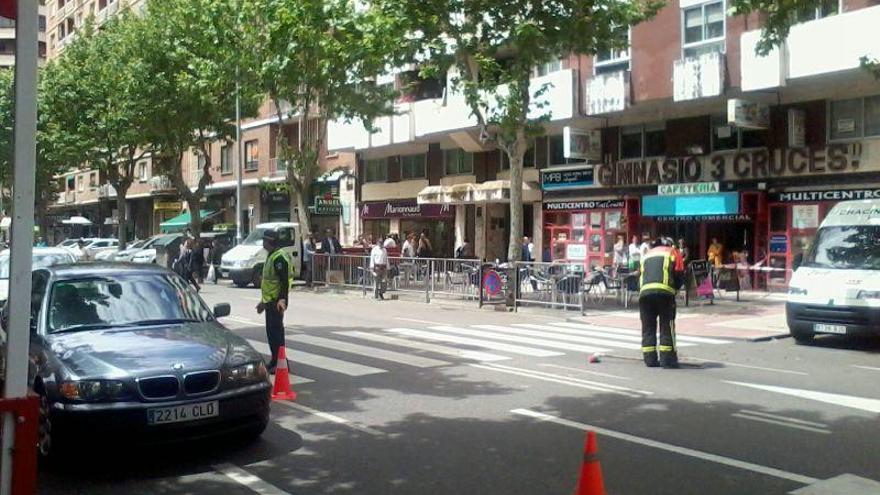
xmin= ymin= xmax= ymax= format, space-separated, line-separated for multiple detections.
xmin=235 ymin=67 xmax=243 ymax=245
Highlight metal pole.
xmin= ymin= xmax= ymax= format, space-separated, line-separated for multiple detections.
xmin=1 ymin=0 xmax=38 ymax=493
xmin=235 ymin=67 xmax=243 ymax=245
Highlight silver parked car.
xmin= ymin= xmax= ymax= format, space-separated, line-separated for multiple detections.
xmin=0 ymin=247 xmax=77 ymax=304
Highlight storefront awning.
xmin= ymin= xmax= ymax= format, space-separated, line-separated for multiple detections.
xmin=160 ymin=209 xmax=220 ymax=232
xmin=417 ymin=180 xmax=542 ymax=205
xmin=642 ymin=192 xmax=739 ymax=217
xmin=316 ymin=169 xmax=347 ymax=183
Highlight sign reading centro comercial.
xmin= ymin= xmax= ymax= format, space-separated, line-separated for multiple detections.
xmin=658 ymin=182 xmax=719 ymax=196
xmin=361 ymin=200 xmax=453 ymax=219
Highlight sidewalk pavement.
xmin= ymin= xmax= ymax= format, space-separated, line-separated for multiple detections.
xmin=570 ymin=290 xmax=791 ymax=341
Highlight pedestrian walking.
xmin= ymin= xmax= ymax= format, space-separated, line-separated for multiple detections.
xmin=175 ymin=238 xmax=201 ymax=292
xmin=256 ymin=230 xmax=292 ymax=374
xmin=627 ymin=235 xmax=641 ymax=271
xmin=416 ymin=232 xmax=433 ymax=258
xmin=320 ymin=228 xmax=342 ymax=255
xmin=370 ymin=236 xmax=389 ymax=300
xmin=191 ymin=238 xmax=205 ymax=284
xmin=638 ymin=237 xmax=685 ymax=368
xmin=402 ymin=232 xmax=416 ymax=258
xmin=302 ymin=234 xmax=315 ymax=288
xmin=613 ymin=234 xmax=627 ymax=272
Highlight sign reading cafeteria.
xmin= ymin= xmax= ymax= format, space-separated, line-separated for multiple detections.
xmin=657 ymin=182 xmax=720 ymax=196
xmin=360 ymin=200 xmax=453 ymax=219
xmin=596 ymin=143 xmax=871 ymax=187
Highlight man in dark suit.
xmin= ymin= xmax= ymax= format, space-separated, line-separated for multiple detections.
xmin=320 ymin=228 xmax=342 ymax=254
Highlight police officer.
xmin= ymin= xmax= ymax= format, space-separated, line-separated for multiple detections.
xmin=639 ymin=237 xmax=685 ymax=368
xmin=256 ymin=230 xmax=292 ymax=374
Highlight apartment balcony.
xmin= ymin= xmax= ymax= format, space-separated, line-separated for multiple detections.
xmin=741 ymin=6 xmax=880 ymax=91
xmin=328 ymin=68 xmax=577 ymax=152
xmin=55 ymin=191 xmax=76 ymax=205
xmin=268 ymin=158 xmax=288 ymax=179
xmin=585 ymin=70 xmax=630 ymax=115
xmin=673 ymin=51 xmax=725 ymax=102
xmin=97 ymin=183 xmax=116 ymax=199
xmin=149 ymin=176 xmax=174 ymax=193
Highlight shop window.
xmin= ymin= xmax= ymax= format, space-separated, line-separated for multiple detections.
xmin=244 ymin=140 xmax=259 ymax=171
xmin=364 ymin=158 xmax=388 ymax=183
xmin=499 ymin=140 xmax=536 ymax=170
xmin=620 ymin=123 xmax=666 ymax=159
xmin=220 ymin=144 xmax=232 ymax=174
xmin=400 ymin=153 xmax=426 ymax=179
xmin=712 ymin=114 xmax=767 ymax=151
xmin=444 ymin=149 xmax=473 ymax=175
xmin=829 ymin=95 xmax=880 ymax=141
xmin=138 ymin=161 xmax=148 ymax=182
xmin=770 ymin=205 xmax=787 ymax=232
xmin=795 ymin=0 xmax=839 ymax=22
xmin=682 ymin=0 xmax=725 ymax=59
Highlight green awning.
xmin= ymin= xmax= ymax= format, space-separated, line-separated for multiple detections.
xmin=160 ymin=209 xmax=218 ymax=232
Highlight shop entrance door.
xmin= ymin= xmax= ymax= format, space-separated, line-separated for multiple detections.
xmin=706 ymin=221 xmax=754 ymax=265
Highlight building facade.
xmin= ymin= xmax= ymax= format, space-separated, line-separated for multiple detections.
xmin=0 ymin=6 xmax=47 ymax=68
xmin=328 ymin=0 xmax=880 ymax=288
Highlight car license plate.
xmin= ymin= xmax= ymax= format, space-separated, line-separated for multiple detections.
xmin=147 ymin=401 xmax=218 ymax=425
xmin=814 ymin=323 xmax=847 ymax=335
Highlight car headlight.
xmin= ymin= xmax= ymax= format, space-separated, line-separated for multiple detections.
xmin=225 ymin=362 xmax=267 ymax=384
xmin=788 ymin=286 xmax=808 ymax=296
xmin=856 ymin=290 xmax=880 ymax=300
xmin=59 ymin=380 xmax=126 ymax=401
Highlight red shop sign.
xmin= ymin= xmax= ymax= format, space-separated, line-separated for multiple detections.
xmin=360 ymin=200 xmax=454 ymax=219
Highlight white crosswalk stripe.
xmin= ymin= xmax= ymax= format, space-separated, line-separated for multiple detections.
xmin=474 ymin=324 xmax=645 ymax=350
xmin=385 ymin=328 xmax=563 ymax=357
xmin=510 ymin=323 xmax=697 ymax=347
xmin=337 ymin=331 xmax=511 ymax=362
xmin=246 ymin=338 xmax=386 ymax=377
xmin=549 ymin=322 xmax=732 ymax=345
xmin=429 ymin=326 xmax=611 ymax=354
xmin=295 ymin=334 xmax=450 ymax=368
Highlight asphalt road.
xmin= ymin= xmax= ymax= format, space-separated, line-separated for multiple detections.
xmin=39 ymin=282 xmax=880 ymax=495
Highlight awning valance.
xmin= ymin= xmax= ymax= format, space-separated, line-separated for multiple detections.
xmin=160 ymin=209 xmax=220 ymax=232
xmin=417 ymin=180 xmax=542 ymax=205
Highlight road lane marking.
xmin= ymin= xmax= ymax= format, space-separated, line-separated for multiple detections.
xmin=385 ymin=328 xmax=562 ymax=357
xmin=273 ymin=401 xmax=383 ymax=436
xmin=482 ymin=363 xmax=652 ymax=395
xmin=294 ymin=334 xmax=450 ymax=368
xmin=686 ymin=357 xmax=808 ymax=376
xmin=853 ymin=365 xmax=880 ymax=372
xmin=738 ymin=410 xmax=828 ymax=429
xmin=731 ymin=412 xmax=830 ymax=435
xmin=552 ymin=322 xmax=732 ymax=345
xmin=246 ymin=339 xmax=386 ymax=377
xmin=226 ymin=315 xmax=261 ymax=326
xmin=538 ymin=363 xmax=631 ymax=380
xmin=726 ymin=381 xmax=880 ymax=413
xmin=514 ymin=323 xmax=696 ymax=347
xmin=471 ymin=364 xmax=649 ymax=397
xmin=338 ymin=331 xmax=511 ymax=362
xmin=395 ymin=317 xmax=448 ymax=326
xmin=476 ymin=324 xmax=648 ymax=350
xmin=511 ymin=408 xmax=819 ymax=485
xmin=214 ymin=463 xmax=292 ymax=495
xmin=429 ymin=326 xmax=610 ymax=354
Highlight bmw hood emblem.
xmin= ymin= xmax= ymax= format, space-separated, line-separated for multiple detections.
xmin=171 ymin=363 xmax=185 ymax=371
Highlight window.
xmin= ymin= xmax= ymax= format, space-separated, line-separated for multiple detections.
xmin=0 ymin=18 xmax=14 ymax=28
xmin=38 ymin=15 xmax=46 ymax=32
xmin=795 ymin=0 xmax=839 ymax=22
xmin=444 ymin=149 xmax=474 ymax=175
xmin=220 ymin=144 xmax=232 ymax=174
xmin=829 ymin=96 xmax=880 ymax=141
xmin=400 ymin=153 xmax=426 ymax=179
xmin=138 ymin=161 xmax=148 ymax=182
xmin=682 ymin=1 xmax=725 ymax=59
xmin=499 ymin=140 xmax=536 ymax=170
xmin=595 ymin=30 xmax=631 ymax=75
xmin=620 ymin=123 xmax=666 ymax=159
xmin=364 ymin=158 xmax=387 ymax=183
xmin=89 ymin=172 xmax=97 ymax=189
xmin=77 ymin=176 xmax=84 ymax=192
xmin=547 ymin=134 xmax=590 ymax=166
xmin=711 ymin=114 xmax=767 ymax=151
xmin=534 ymin=58 xmax=562 ymax=78
xmin=244 ymin=140 xmax=258 ymax=171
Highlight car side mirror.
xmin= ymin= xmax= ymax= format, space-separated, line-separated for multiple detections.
xmin=213 ymin=303 xmax=231 ymax=318
xmin=793 ymin=253 xmax=804 ymax=271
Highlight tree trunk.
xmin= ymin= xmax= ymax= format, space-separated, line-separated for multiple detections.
xmin=506 ymin=140 xmax=525 ymax=263
xmin=188 ymin=193 xmax=202 ymax=238
xmin=116 ymin=188 xmax=128 ymax=250
xmin=292 ymin=184 xmax=311 ymax=236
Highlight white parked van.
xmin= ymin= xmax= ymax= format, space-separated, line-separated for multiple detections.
xmin=786 ymin=199 xmax=880 ymax=343
xmin=220 ymin=222 xmax=301 ymax=288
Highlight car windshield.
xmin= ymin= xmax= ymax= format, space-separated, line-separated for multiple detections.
xmin=803 ymin=226 xmax=880 ymax=270
xmin=0 ymin=253 xmax=75 ymax=279
xmin=47 ymin=273 xmax=213 ymax=333
xmin=242 ymin=228 xmax=269 ymax=246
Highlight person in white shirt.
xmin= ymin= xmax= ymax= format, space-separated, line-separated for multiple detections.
xmin=628 ymin=235 xmax=641 ymax=270
xmin=401 ymin=232 xmax=416 ymax=258
xmin=639 ymin=233 xmax=651 ymax=259
xmin=370 ymin=237 xmax=390 ymax=300
xmin=383 ymin=234 xmax=397 ymax=249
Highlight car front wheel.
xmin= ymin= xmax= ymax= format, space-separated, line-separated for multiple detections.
xmin=791 ymin=327 xmax=815 ymax=344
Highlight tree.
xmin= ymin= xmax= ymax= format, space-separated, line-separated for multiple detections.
xmin=134 ymin=0 xmax=261 ymax=237
xmin=41 ymin=16 xmax=154 ymax=249
xmin=377 ymin=0 xmax=661 ymax=262
xmin=248 ymin=0 xmax=403 ymax=236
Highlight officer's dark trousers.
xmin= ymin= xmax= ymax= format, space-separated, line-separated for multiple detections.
xmin=265 ymin=303 xmax=285 ymax=367
xmin=639 ymin=292 xmax=677 ymax=365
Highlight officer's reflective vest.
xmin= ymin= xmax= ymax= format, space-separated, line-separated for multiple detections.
xmin=261 ymin=249 xmax=293 ymax=303
xmin=639 ymin=246 xmax=680 ymax=296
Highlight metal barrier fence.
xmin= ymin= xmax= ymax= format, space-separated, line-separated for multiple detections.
xmin=509 ymin=262 xmax=587 ymax=312
xmin=311 ymin=254 xmax=481 ymax=302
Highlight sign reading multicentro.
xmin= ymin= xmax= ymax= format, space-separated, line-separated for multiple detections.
xmin=657 ymin=182 xmax=720 ymax=196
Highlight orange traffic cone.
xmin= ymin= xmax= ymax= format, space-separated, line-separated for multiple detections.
xmin=271 ymin=346 xmax=297 ymax=401
xmin=574 ymin=431 xmax=606 ymax=495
